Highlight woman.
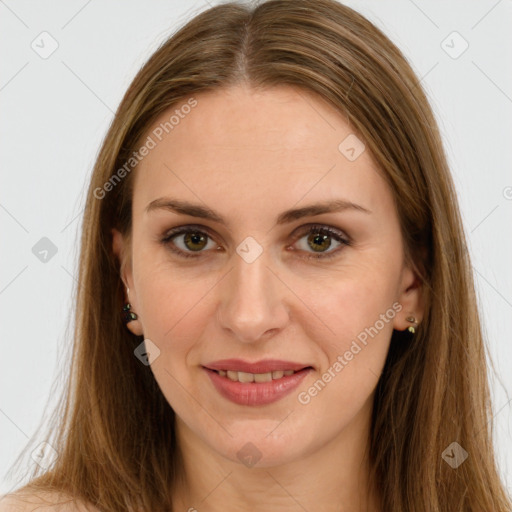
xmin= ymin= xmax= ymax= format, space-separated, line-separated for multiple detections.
xmin=2 ymin=0 xmax=510 ymax=510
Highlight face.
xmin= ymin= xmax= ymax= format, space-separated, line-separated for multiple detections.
xmin=112 ymin=84 xmax=423 ymax=467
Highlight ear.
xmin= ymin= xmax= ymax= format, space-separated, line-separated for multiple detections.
xmin=111 ymin=228 xmax=144 ymax=337
xmin=393 ymin=264 xmax=424 ymax=332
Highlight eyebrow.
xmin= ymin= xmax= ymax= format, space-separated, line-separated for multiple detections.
xmin=145 ymin=197 xmax=372 ymax=226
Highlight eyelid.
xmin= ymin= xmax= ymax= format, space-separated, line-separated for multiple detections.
xmin=161 ymin=223 xmax=220 ymax=244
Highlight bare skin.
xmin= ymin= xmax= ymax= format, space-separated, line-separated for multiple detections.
xmin=112 ymin=84 xmax=424 ymax=512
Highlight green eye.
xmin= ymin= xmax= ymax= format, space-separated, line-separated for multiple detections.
xmin=293 ymin=225 xmax=349 ymax=259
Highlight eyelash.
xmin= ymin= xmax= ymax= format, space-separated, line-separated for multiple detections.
xmin=160 ymin=224 xmax=351 ymax=261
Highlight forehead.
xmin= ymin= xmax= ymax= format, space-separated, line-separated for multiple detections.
xmin=132 ymin=84 xmax=394 ymax=221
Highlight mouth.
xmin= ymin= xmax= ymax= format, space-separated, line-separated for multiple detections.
xmin=202 ymin=360 xmax=314 ymax=406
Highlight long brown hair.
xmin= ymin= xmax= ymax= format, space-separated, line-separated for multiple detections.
xmin=5 ymin=1 xmax=511 ymax=510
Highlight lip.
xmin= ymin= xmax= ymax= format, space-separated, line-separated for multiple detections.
xmin=203 ymin=365 xmax=313 ymax=406
xmin=203 ymin=358 xmax=312 ymax=374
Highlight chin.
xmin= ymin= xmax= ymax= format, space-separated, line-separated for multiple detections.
xmin=210 ymin=422 xmax=315 ymax=469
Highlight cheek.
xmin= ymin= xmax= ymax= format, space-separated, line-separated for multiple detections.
xmin=300 ymin=258 xmax=399 ymax=345
xmin=135 ymin=266 xmax=211 ymax=342
xmin=293 ymin=293 xmax=394 ymax=434
xmin=133 ymin=269 xmax=212 ymax=414
xmin=295 ymin=264 xmax=398 ymax=399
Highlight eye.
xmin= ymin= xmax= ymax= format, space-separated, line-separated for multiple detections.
xmin=160 ymin=223 xmax=350 ymax=260
xmin=290 ymin=224 xmax=350 ymax=260
xmin=160 ymin=225 xmax=219 ymax=259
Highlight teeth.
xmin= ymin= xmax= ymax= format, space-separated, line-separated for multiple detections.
xmin=238 ymin=371 xmax=254 ymax=383
xmin=255 ymin=372 xmax=273 ymax=382
xmin=227 ymin=370 xmax=238 ymax=381
xmin=220 ymin=369 xmax=297 ymax=382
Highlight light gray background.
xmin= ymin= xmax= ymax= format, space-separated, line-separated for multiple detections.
xmin=1 ymin=0 xmax=511 ymax=496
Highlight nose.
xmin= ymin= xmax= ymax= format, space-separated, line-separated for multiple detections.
xmin=216 ymin=248 xmax=290 ymax=344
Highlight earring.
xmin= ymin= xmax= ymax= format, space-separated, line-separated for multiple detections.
xmin=123 ymin=286 xmax=138 ymax=324
xmin=123 ymin=302 xmax=138 ymax=323
xmin=406 ymin=315 xmax=418 ymax=334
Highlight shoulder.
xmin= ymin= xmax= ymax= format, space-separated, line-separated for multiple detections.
xmin=0 ymin=491 xmax=101 ymax=512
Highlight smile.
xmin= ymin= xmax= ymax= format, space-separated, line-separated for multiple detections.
xmin=203 ymin=366 xmax=313 ymax=406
